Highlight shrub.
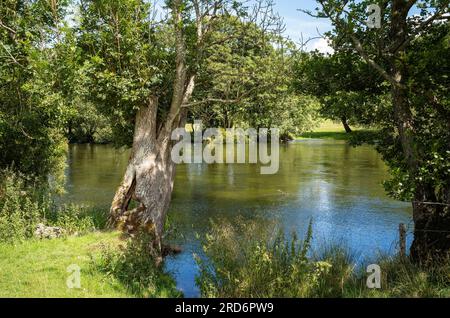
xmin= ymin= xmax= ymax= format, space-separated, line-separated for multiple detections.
xmin=0 ymin=169 xmax=108 ymax=243
xmin=196 ymin=218 xmax=345 ymax=298
xmin=48 ymin=204 xmax=96 ymax=236
xmin=195 ymin=218 xmax=450 ymax=298
xmin=0 ymin=170 xmax=49 ymax=243
xmin=94 ymin=231 xmax=181 ymax=298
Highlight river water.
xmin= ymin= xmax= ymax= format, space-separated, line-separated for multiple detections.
xmin=65 ymin=140 xmax=412 ymax=297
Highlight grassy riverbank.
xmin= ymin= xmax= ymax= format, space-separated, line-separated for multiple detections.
xmin=0 ymin=170 xmax=180 ymax=298
xmin=0 ymin=226 xmax=448 ymax=298
xmin=196 ymin=219 xmax=450 ymax=298
xmin=1 ymin=170 xmax=448 ymax=298
xmin=298 ymin=120 xmax=377 ymax=141
xmin=0 ymin=231 xmax=180 ymax=298
xmin=0 ymin=232 xmax=127 ymax=297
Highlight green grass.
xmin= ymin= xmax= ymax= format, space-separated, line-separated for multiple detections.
xmin=196 ymin=219 xmax=450 ymax=298
xmin=298 ymin=120 xmax=375 ymax=141
xmin=0 ymin=231 xmax=132 ymax=298
xmin=1 ymin=223 xmax=449 ymax=298
xmin=0 ymin=231 xmax=182 ymax=298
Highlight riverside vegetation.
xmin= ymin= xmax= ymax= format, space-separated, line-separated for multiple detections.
xmin=1 ymin=171 xmax=448 ymax=298
xmin=1 ymin=0 xmax=449 ymax=298
xmin=0 ymin=170 xmax=179 ymax=298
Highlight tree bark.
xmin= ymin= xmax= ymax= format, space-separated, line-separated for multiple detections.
xmin=108 ymin=1 xmax=195 ymax=257
xmin=341 ymin=116 xmax=352 ymax=133
xmin=109 ymin=97 xmax=179 ymax=253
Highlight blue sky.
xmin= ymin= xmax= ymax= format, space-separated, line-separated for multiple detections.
xmin=149 ymin=0 xmax=335 ymax=52
xmin=272 ymin=0 xmax=426 ymax=52
xmin=273 ymin=0 xmax=333 ymax=52
xmin=149 ymin=0 xmax=348 ymax=53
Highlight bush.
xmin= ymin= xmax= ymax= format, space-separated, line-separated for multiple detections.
xmin=94 ymin=231 xmax=181 ymax=298
xmin=196 ymin=218 xmax=450 ymax=298
xmin=48 ymin=204 xmax=96 ymax=236
xmin=196 ymin=218 xmax=345 ymax=298
xmin=0 ymin=170 xmax=49 ymax=243
xmin=0 ymin=169 xmax=108 ymax=243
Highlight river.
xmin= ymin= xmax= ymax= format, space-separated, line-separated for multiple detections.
xmin=64 ymin=140 xmax=412 ymax=297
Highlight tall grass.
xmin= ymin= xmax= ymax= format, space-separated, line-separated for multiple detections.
xmin=195 ymin=218 xmax=337 ymax=297
xmin=0 ymin=170 xmax=44 ymax=242
xmin=93 ymin=231 xmax=182 ymax=298
xmin=196 ymin=218 xmax=450 ymax=298
xmin=361 ymin=255 xmax=450 ymax=298
xmin=0 ymin=169 xmax=107 ymax=243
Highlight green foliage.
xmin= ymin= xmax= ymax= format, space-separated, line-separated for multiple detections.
xmin=192 ymin=16 xmax=319 ymax=138
xmin=77 ymin=0 xmax=173 ymax=147
xmin=0 ymin=170 xmax=46 ymax=243
xmin=94 ymin=231 xmax=182 ymax=298
xmin=77 ymin=1 xmax=312 ymax=144
xmin=196 ymin=219 xmax=339 ymax=298
xmin=305 ymin=1 xmax=450 ymax=216
xmin=67 ymin=102 xmax=113 ymax=144
xmin=0 ymin=1 xmax=74 ymax=187
xmin=0 ymin=169 xmax=106 ymax=243
xmin=294 ymin=50 xmax=387 ymax=130
xmin=48 ymin=204 xmax=96 ymax=236
xmin=374 ymin=22 xmax=450 ymax=202
xmin=196 ymin=219 xmax=450 ymax=298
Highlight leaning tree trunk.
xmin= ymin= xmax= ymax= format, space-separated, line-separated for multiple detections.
xmin=109 ymin=97 xmax=180 ymax=253
xmin=340 ymin=116 xmax=352 ymax=133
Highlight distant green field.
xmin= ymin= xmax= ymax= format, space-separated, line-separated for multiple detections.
xmin=298 ymin=120 xmax=371 ymax=140
xmin=312 ymin=120 xmax=346 ymax=132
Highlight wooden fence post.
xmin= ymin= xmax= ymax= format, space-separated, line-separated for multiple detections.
xmin=399 ymin=223 xmax=406 ymax=258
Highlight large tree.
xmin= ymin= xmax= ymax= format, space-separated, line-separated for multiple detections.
xmin=77 ymin=0 xmax=283 ymax=253
xmin=0 ymin=0 xmax=74 ymax=190
xmin=307 ymin=0 xmax=450 ymax=263
xmin=191 ymin=16 xmax=319 ymax=139
xmin=294 ymin=50 xmax=386 ymax=133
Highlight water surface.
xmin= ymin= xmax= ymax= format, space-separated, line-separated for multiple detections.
xmin=65 ymin=140 xmax=412 ymax=297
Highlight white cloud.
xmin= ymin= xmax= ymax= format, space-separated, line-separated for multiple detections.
xmin=309 ymin=38 xmax=334 ymax=55
xmin=281 ymin=14 xmax=334 ymax=53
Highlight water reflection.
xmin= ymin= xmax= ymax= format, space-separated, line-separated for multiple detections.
xmin=65 ymin=140 xmax=412 ymax=297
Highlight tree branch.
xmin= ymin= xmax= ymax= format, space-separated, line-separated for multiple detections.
xmin=391 ymin=3 xmax=450 ymax=53
xmin=0 ymin=19 xmax=17 ymax=35
xmin=0 ymin=42 xmax=23 ymax=67
xmin=349 ymin=34 xmax=400 ymax=87
xmin=316 ymin=1 xmax=401 ymax=88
